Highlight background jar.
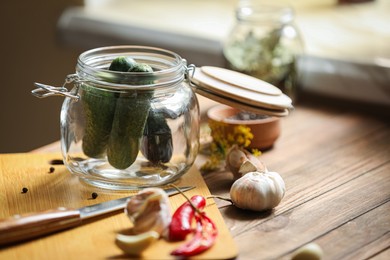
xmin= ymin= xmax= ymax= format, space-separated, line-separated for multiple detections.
xmin=223 ymin=1 xmax=303 ymax=101
xmin=59 ymin=46 xmax=199 ymax=190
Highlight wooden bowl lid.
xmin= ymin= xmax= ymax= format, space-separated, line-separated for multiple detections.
xmin=201 ymin=66 xmax=282 ymax=96
xmin=191 ymin=66 xmax=293 ymax=117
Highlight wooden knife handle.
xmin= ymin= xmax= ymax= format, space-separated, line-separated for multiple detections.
xmin=0 ymin=208 xmax=81 ymax=246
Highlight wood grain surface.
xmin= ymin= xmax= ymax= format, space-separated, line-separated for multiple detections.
xmin=0 ymin=153 xmax=237 ymax=260
xmin=8 ymin=99 xmax=390 ymax=259
xmin=199 ymin=100 xmax=390 ymax=260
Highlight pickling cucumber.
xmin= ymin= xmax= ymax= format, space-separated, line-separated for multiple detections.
xmin=106 ymin=57 xmax=154 ymax=169
xmin=109 ymin=56 xmax=137 ymax=72
xmin=81 ymin=84 xmax=117 ymax=158
xmin=141 ymin=110 xmax=173 ymax=164
xmin=81 ymin=56 xmax=156 ymax=169
xmin=107 ymin=91 xmax=152 ymax=169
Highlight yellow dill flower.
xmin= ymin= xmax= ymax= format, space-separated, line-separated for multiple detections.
xmin=227 ymin=133 xmax=235 ymax=143
xmin=251 ymin=148 xmax=262 ymax=157
xmin=202 ymin=121 xmax=259 ymax=172
xmin=236 ymin=135 xmax=245 ymax=146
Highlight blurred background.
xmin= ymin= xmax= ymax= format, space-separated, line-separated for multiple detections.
xmin=1 ymin=0 xmax=389 ymax=153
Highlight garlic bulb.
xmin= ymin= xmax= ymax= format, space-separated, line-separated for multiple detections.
xmin=230 ymin=171 xmax=285 ymax=211
xmin=125 ymin=188 xmax=171 ymax=236
xmin=225 ymin=145 xmax=266 ymax=179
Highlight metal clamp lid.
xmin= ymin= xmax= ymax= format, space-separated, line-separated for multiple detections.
xmin=31 ymin=74 xmax=81 ymax=101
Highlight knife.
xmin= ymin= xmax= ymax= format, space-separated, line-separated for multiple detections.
xmin=0 ymin=186 xmax=194 ymax=246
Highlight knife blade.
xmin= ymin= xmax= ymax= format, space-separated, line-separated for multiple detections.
xmin=0 ymin=186 xmax=194 ymax=246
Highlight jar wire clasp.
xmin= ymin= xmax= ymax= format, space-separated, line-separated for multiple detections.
xmin=32 ymin=74 xmax=81 ymax=101
xmin=185 ymin=63 xmax=196 ymax=87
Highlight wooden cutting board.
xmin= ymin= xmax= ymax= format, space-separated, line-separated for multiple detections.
xmin=0 ymin=153 xmax=237 ymax=259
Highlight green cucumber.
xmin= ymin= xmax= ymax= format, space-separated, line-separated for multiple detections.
xmin=107 ymin=91 xmax=151 ymax=169
xmin=81 ymin=84 xmax=117 ymax=158
xmin=109 ymin=56 xmax=137 ymax=72
xmin=82 ymin=56 xmax=135 ymax=158
xmin=129 ymin=63 xmax=153 ymax=73
xmin=81 ymin=55 xmax=156 ymax=169
xmin=141 ymin=110 xmax=173 ymax=164
xmin=106 ymin=59 xmax=154 ymax=169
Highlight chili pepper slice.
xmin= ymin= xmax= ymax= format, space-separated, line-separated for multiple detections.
xmin=171 ymin=213 xmax=218 ymax=257
xmin=168 ymin=195 xmax=206 ymax=241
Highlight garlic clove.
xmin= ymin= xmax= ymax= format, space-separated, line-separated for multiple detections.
xmin=226 ymin=145 xmax=267 ymax=179
xmin=291 ymin=242 xmax=324 ymax=260
xmin=243 ymin=152 xmax=267 ymax=174
xmin=238 ymin=159 xmax=267 ymax=176
xmin=115 ymin=231 xmax=159 ymax=256
xmin=125 ymin=188 xmax=171 ymax=236
xmin=238 ymin=160 xmax=258 ymax=175
xmin=225 ymin=145 xmax=248 ymax=178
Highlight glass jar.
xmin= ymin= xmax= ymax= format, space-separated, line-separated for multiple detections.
xmin=223 ymin=1 xmax=303 ymax=101
xmin=36 ymin=46 xmax=200 ymax=190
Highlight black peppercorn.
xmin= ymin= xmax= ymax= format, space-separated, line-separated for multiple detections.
xmin=49 ymin=159 xmax=64 ymax=165
xmin=21 ymin=187 xmax=28 ymax=193
xmin=91 ymin=192 xmax=98 ymax=199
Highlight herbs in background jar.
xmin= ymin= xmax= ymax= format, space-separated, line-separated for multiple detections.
xmin=224 ymin=28 xmax=298 ymax=99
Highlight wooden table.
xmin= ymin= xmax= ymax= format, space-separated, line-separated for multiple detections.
xmin=10 ymin=97 xmax=390 ymax=259
xmin=201 ymin=99 xmax=390 ymax=259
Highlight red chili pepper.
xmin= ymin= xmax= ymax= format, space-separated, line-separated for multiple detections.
xmin=168 ymin=195 xmax=206 ymax=241
xmin=171 ymin=213 xmax=218 ymax=257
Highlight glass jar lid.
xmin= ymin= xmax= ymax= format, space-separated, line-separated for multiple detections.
xmin=236 ymin=1 xmax=294 ymax=24
xmin=76 ymin=45 xmax=187 ymax=90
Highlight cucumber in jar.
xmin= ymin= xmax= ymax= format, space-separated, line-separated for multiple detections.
xmin=106 ymin=57 xmax=154 ymax=169
xmin=108 ymin=56 xmax=137 ymax=72
xmin=81 ymin=84 xmax=117 ymax=158
xmin=81 ymin=56 xmax=154 ymax=169
xmin=81 ymin=56 xmax=136 ymax=158
xmin=107 ymin=91 xmax=152 ymax=169
xmin=141 ymin=110 xmax=173 ymax=164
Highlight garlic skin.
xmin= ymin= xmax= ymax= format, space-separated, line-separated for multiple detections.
xmin=230 ymin=171 xmax=285 ymax=211
xmin=125 ymin=188 xmax=171 ymax=236
xmin=225 ymin=145 xmax=266 ymax=179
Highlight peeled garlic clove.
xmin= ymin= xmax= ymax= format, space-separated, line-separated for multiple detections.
xmin=230 ymin=171 xmax=285 ymax=211
xmin=226 ymin=145 xmax=267 ymax=179
xmin=115 ymin=231 xmax=159 ymax=256
xmin=238 ymin=159 xmax=267 ymax=176
xmin=225 ymin=145 xmax=247 ymax=178
xmin=242 ymin=152 xmax=267 ymax=174
xmin=125 ymin=188 xmax=171 ymax=236
xmin=238 ymin=160 xmax=258 ymax=175
xmin=291 ymin=243 xmax=324 ymax=260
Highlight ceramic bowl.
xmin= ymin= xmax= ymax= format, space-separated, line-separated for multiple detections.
xmin=207 ymin=105 xmax=281 ymax=150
